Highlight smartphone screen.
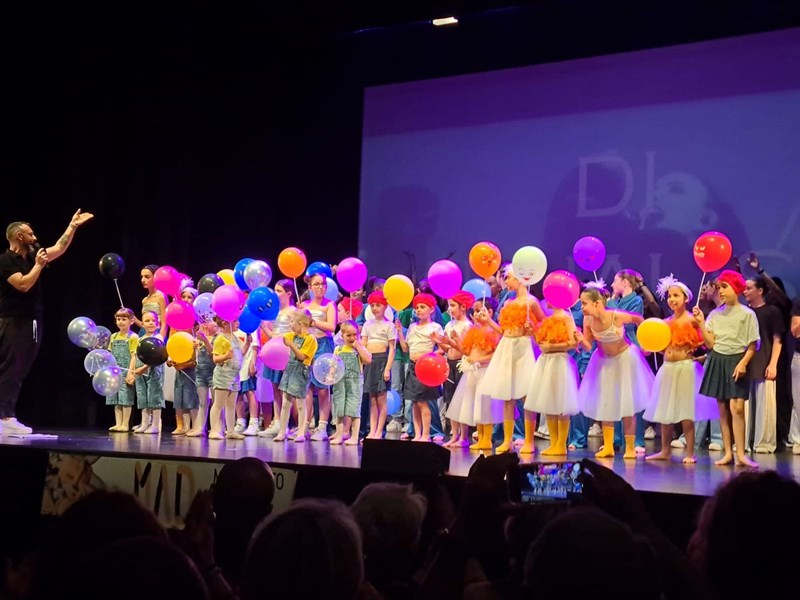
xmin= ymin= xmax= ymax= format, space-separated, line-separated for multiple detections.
xmin=516 ymin=461 xmax=583 ymax=503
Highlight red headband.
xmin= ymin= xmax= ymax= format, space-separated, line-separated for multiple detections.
xmin=717 ymin=269 xmax=746 ymax=295
xmin=367 ymin=291 xmax=387 ymax=306
xmin=412 ymin=293 xmax=437 ymax=308
xmin=450 ymin=290 xmax=476 ymax=309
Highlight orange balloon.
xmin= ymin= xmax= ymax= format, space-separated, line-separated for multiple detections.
xmin=469 ymin=241 xmax=502 ymax=280
xmin=278 ymin=247 xmax=307 ymax=279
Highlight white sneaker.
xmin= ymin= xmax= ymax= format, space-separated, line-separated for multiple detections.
xmin=708 ymin=442 xmax=723 ymax=451
xmin=310 ymin=428 xmax=329 ymax=442
xmin=0 ymin=417 xmax=33 ymax=435
xmin=243 ymin=419 xmax=259 ymax=436
xmin=588 ymin=423 xmax=602 ymax=437
xmin=234 ymin=418 xmax=247 ymax=434
xmin=793 ymin=443 xmax=800 ymax=455
xmin=644 ymin=426 xmax=656 ymax=440
xmin=258 ymin=420 xmax=280 ymax=437
xmin=670 ymin=438 xmax=687 ymax=449
xmin=386 ymin=420 xmax=402 ymax=433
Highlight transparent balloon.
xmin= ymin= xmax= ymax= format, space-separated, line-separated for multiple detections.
xmin=92 ymin=366 xmax=122 ymax=396
xmin=84 ymin=349 xmax=116 ymax=375
xmin=94 ymin=326 xmax=112 ymax=349
xmin=244 ymin=260 xmax=273 ymax=290
xmin=67 ymin=316 xmax=98 ymax=349
xmin=312 ymin=353 xmax=345 ymax=386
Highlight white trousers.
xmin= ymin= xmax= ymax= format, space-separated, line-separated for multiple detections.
xmin=789 ymin=354 xmax=800 ymax=445
xmin=744 ymin=379 xmax=777 ymax=453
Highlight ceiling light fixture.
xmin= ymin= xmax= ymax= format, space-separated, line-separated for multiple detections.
xmin=432 ymin=16 xmax=458 ymax=26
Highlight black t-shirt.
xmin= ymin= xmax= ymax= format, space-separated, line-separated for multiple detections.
xmin=792 ymin=296 xmax=800 ymax=351
xmin=748 ymin=303 xmax=786 ymax=379
xmin=0 ymin=249 xmax=43 ymax=319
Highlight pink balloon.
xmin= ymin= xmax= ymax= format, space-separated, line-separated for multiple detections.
xmin=211 ymin=284 xmax=246 ymax=322
xmin=259 ymin=336 xmax=290 ymax=370
xmin=336 ymin=257 xmax=368 ymax=292
xmin=153 ymin=265 xmax=182 ymax=298
xmin=165 ymin=300 xmax=196 ymax=331
xmin=572 ymin=236 xmax=606 ymax=272
xmin=542 ymin=270 xmax=581 ymax=310
xmin=427 ymin=259 xmax=463 ymax=299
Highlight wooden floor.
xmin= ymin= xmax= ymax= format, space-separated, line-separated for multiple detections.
xmin=2 ymin=428 xmax=799 ymax=498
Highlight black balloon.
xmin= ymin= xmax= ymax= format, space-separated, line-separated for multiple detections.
xmin=99 ymin=253 xmax=126 ymax=279
xmin=198 ymin=273 xmax=224 ymax=294
xmin=136 ymin=337 xmax=168 ymax=367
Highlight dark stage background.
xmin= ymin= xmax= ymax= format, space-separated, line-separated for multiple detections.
xmin=4 ymin=0 xmax=799 ymax=427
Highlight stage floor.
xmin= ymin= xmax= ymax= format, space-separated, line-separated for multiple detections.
xmin=2 ymin=428 xmax=799 ymax=498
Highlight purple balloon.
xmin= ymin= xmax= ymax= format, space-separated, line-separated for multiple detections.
xmin=211 ymin=284 xmax=246 ymax=322
xmin=193 ymin=292 xmax=216 ymax=323
xmin=259 ymin=337 xmax=290 ymax=370
xmin=572 ymin=236 xmax=607 ymax=272
xmin=336 ymin=257 xmax=368 ymax=292
xmin=427 ymin=259 xmax=463 ymax=299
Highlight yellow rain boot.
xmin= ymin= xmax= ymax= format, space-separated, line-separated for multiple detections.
xmin=541 ymin=415 xmax=561 ymax=456
xmin=470 ymin=424 xmax=484 ymax=451
xmin=556 ymin=417 xmax=570 ymax=455
xmin=595 ymin=425 xmax=615 ymax=458
xmin=496 ymin=420 xmax=516 ymax=454
xmin=623 ymin=434 xmax=637 ymax=459
xmin=478 ymin=424 xmax=494 ymax=450
xmin=520 ymin=416 xmax=537 ymax=454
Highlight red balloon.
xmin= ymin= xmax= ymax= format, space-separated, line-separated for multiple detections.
xmin=415 ymin=353 xmax=449 ymax=387
xmin=693 ymin=231 xmax=732 ymax=273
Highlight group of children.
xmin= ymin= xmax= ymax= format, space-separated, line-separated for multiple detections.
xmin=100 ymin=263 xmax=766 ymax=467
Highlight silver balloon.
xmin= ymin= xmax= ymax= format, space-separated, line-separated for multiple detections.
xmin=311 ymin=353 xmax=345 ymax=386
xmin=84 ymin=349 xmax=116 ymax=375
xmin=67 ymin=316 xmax=98 ymax=349
xmin=92 ymin=366 xmax=122 ymax=396
xmin=243 ymin=260 xmax=272 ymax=290
xmin=95 ymin=326 xmax=112 ymax=349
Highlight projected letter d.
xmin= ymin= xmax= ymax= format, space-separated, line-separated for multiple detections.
xmin=576 ymin=155 xmax=633 ymax=217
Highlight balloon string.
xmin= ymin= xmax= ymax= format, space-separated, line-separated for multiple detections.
xmin=652 ymin=353 xmax=658 ymax=372
xmin=293 ymin=278 xmax=300 ymax=303
xmin=593 ymin=270 xmax=598 ymax=282
xmin=349 ymin=292 xmax=352 ymax=320
xmin=114 ymin=279 xmax=125 ymax=308
xmin=696 ymin=272 xmax=707 ymax=309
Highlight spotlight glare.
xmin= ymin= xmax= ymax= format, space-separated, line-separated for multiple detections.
xmin=432 ymin=16 xmax=458 ymax=26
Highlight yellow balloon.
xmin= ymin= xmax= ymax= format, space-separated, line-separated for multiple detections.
xmin=217 ymin=268 xmax=235 ymax=286
xmin=384 ymin=274 xmax=414 ymax=311
xmin=167 ymin=331 xmax=195 ymax=363
xmin=637 ymin=318 xmax=671 ymax=352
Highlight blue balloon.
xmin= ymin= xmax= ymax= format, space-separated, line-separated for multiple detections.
xmin=324 ymin=277 xmax=339 ymax=302
xmin=246 ymin=286 xmax=280 ymax=321
xmin=234 ymin=258 xmax=254 ymax=290
xmin=306 ymin=261 xmax=333 ymax=280
xmin=387 ymin=389 xmax=402 ymax=415
xmin=238 ymin=306 xmax=261 ymax=334
xmin=462 ymin=278 xmax=492 ymax=300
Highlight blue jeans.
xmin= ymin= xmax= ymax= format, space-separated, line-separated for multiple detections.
xmin=568 ymin=412 xmax=589 ymax=448
xmin=614 ymin=410 xmax=645 ymax=448
xmin=391 ymin=361 xmax=407 ymax=422
xmin=681 ymin=419 xmax=722 ymax=448
xmin=492 ymin=399 xmax=526 ymax=443
xmin=405 ymin=399 xmax=444 ymax=437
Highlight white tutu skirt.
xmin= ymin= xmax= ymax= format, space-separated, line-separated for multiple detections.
xmin=524 ymin=352 xmax=580 ymax=416
xmin=579 ymin=345 xmax=655 ymax=421
xmin=478 ymin=336 xmax=535 ymax=401
xmin=644 ymin=359 xmax=719 ymax=424
xmin=446 ymin=366 xmax=504 ymax=426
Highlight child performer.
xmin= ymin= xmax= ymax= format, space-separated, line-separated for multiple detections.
xmin=209 ymin=316 xmax=247 ymax=440
xmin=360 ymin=291 xmax=396 ymax=439
xmin=577 ymin=281 xmax=653 ymax=459
xmin=693 ymin=270 xmax=760 ymax=467
xmin=186 ymin=319 xmax=217 ymax=437
xmin=480 ymin=269 xmax=545 ymax=453
xmin=258 ymin=279 xmax=295 ymax=437
xmin=131 ymin=311 xmax=165 ymax=434
xmin=234 ymin=327 xmax=261 ymax=436
xmin=395 ymin=293 xmax=445 ymax=443
xmin=133 ymin=265 xmax=168 ymax=339
xmin=446 ymin=297 xmax=501 ymax=451
xmin=168 ymin=286 xmax=201 ymax=435
xmin=274 ymin=309 xmax=318 ymax=443
xmin=437 ymin=290 xmax=475 ymax=447
xmin=524 ymin=304 xmax=581 ymax=456
xmin=331 ymin=320 xmax=372 ymax=445
xmin=645 ymin=275 xmax=717 ymax=463
xmin=107 ymin=308 xmax=138 ymax=432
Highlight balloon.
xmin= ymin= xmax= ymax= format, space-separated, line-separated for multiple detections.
xmin=84 ymin=349 xmax=116 ymax=375
xmin=259 ymin=337 xmax=290 ymax=371
xmin=306 ymin=261 xmax=333 ymax=280
xmin=386 ymin=389 xmax=402 ymax=415
xmin=278 ymin=247 xmax=307 ymax=279
xmin=217 ymin=268 xmax=236 ymax=286
xmin=136 ymin=337 xmax=168 ymax=366
xmin=212 ymin=284 xmax=246 ymax=322
xmin=94 ymin=326 xmax=112 ymax=349
xmin=246 ymin=286 xmax=280 ymax=321
xmin=414 ymin=353 xmax=448 ymax=387
xmin=542 ymin=270 xmax=581 ymax=310
xmin=92 ymin=366 xmax=122 ymax=396
xmin=98 ymin=253 xmax=125 ymax=279
xmin=363 ymin=304 xmax=394 ymax=322
xmin=312 ymin=353 xmax=345 ymax=386
xmin=384 ymin=274 xmax=414 ymax=311
xmin=572 ymin=236 xmax=607 ymax=272
xmin=67 ymin=316 xmax=98 ymax=349
xmin=428 ymin=260 xmax=463 ymax=299
xmin=469 ymin=241 xmax=502 ymax=279
xmin=324 ymin=277 xmax=339 ymax=302
xmin=234 ymin=258 xmax=254 ymax=290
xmin=198 ymin=273 xmax=224 ymax=294
xmin=512 ymin=246 xmax=548 ymax=286
xmin=238 ymin=306 xmax=261 ymax=334
xmin=637 ymin=318 xmax=672 ymax=353
xmin=165 ymin=300 xmax=196 ymax=331
xmin=693 ymin=231 xmax=732 ymax=272
xmin=193 ymin=292 xmax=216 ymax=323
xmin=166 ymin=331 xmax=195 ymax=363
xmin=336 ymin=257 xmax=367 ymax=292
xmin=153 ymin=265 xmax=182 ymax=298
xmin=244 ymin=260 xmax=273 ymax=290
xmin=462 ymin=278 xmax=492 ymax=301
